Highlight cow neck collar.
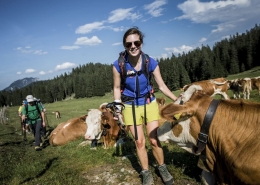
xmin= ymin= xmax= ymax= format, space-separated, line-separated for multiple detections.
xmin=195 ymin=99 xmax=221 ymax=154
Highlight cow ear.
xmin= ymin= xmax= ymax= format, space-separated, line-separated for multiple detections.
xmin=101 ymin=115 xmax=109 ymax=123
xmin=160 ymin=103 xmax=194 ymax=122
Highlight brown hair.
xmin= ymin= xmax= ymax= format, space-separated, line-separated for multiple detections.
xmin=123 ymin=27 xmax=145 ymax=45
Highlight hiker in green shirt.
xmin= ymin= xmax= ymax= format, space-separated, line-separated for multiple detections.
xmin=21 ymin=95 xmax=46 ymax=151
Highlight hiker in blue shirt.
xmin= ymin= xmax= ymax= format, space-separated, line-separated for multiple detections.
xmin=21 ymin=95 xmax=46 ymax=151
xmin=113 ymin=27 xmax=177 ymax=185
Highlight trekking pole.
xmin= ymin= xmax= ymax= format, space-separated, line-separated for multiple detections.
xmin=22 ymin=120 xmax=27 ymax=141
xmin=44 ymin=114 xmax=50 ymax=128
xmin=131 ymin=101 xmax=138 ymax=140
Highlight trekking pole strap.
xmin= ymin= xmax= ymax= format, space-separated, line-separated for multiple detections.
xmin=132 ymin=101 xmax=138 ymax=140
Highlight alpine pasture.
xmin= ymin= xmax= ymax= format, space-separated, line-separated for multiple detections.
xmin=1 ymin=67 xmax=260 ymax=185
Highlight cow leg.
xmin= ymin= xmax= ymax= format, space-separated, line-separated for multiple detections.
xmin=222 ymin=93 xmax=229 ymax=100
xmin=201 ymin=170 xmax=216 ymax=185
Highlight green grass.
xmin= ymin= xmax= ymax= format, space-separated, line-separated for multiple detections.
xmin=1 ymin=67 xmax=260 ymax=185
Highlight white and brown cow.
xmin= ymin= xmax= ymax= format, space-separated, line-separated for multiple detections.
xmin=228 ymin=79 xmax=243 ymax=99
xmin=182 ymin=77 xmax=230 ymax=99
xmin=251 ymin=77 xmax=260 ymax=96
xmin=228 ymin=78 xmax=252 ymax=99
xmin=49 ymin=115 xmax=87 ymax=146
xmin=49 ymin=107 xmax=123 ymax=148
xmin=157 ymin=85 xmax=260 ymax=185
xmin=156 ymin=97 xmax=166 ymax=106
xmin=84 ymin=107 xmax=122 ymax=149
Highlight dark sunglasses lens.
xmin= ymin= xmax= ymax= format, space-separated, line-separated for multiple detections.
xmin=134 ymin=41 xmax=141 ymax=47
xmin=125 ymin=41 xmax=142 ymax=48
xmin=125 ymin=42 xmax=132 ymax=48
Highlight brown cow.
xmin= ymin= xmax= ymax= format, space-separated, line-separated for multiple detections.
xmin=228 ymin=78 xmax=252 ymax=99
xmin=52 ymin=111 xmax=61 ymax=119
xmin=251 ymin=77 xmax=260 ymax=95
xmin=182 ymin=77 xmax=230 ymax=99
xmin=157 ymin=85 xmax=260 ymax=184
xmin=156 ymin=97 xmax=166 ymax=106
xmin=84 ymin=106 xmax=126 ymax=149
xmin=49 ymin=115 xmax=87 ymax=146
xmin=50 ymin=106 xmax=124 ymax=148
xmin=228 ymin=79 xmax=243 ymax=99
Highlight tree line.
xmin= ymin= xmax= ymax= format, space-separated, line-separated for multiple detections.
xmin=1 ymin=24 xmax=259 ymax=107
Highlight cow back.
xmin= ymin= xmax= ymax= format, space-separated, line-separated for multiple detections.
xmin=49 ymin=115 xmax=87 ymax=146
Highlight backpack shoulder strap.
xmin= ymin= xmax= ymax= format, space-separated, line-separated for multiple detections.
xmin=141 ymin=53 xmax=150 ymax=80
xmin=25 ymin=105 xmax=28 ymax=115
xmin=35 ymin=101 xmax=42 ymax=119
xmin=118 ymin=51 xmax=127 ymax=91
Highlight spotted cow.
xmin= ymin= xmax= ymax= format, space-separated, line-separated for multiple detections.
xmin=84 ymin=107 xmax=124 ymax=149
xmin=251 ymin=77 xmax=260 ymax=96
xmin=156 ymin=97 xmax=166 ymax=106
xmin=182 ymin=77 xmax=229 ymax=99
xmin=49 ymin=115 xmax=87 ymax=146
xmin=157 ymin=85 xmax=260 ymax=184
xmin=228 ymin=78 xmax=252 ymax=99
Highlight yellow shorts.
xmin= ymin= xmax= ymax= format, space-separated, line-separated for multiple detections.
xmin=122 ymin=100 xmax=160 ymax=126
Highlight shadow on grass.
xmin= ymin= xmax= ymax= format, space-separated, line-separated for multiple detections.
xmin=20 ymin=157 xmax=58 ymax=184
xmin=111 ymin=137 xmax=201 ymax=183
xmin=160 ymin=145 xmax=202 ymax=182
xmin=112 ymin=136 xmax=143 ymax=173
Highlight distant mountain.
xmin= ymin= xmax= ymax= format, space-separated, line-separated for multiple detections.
xmin=4 ymin=77 xmax=39 ymax=91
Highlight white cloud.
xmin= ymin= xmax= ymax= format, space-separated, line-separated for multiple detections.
xmin=39 ymin=71 xmax=46 ymax=75
xmin=75 ymin=21 xmax=105 ymax=34
xmin=74 ymin=36 xmax=102 ymax=46
xmin=60 ymin=46 xmax=80 ymax=50
xmin=34 ymin=50 xmax=48 ymax=55
xmin=161 ymin=53 xmax=168 ymax=59
xmin=175 ymin=0 xmax=260 ymax=33
xmin=176 ymin=0 xmax=251 ymax=23
xmin=221 ymin=35 xmax=231 ymax=40
xmin=25 ymin=69 xmax=36 ymax=73
xmin=199 ymin=37 xmax=207 ymax=42
xmin=151 ymin=53 xmax=168 ymax=60
xmin=15 ymin=46 xmax=47 ymax=55
xmin=112 ymin=42 xmax=121 ymax=46
xmin=17 ymin=72 xmax=21 ymax=75
xmin=15 ymin=47 xmax=33 ymax=53
xmin=165 ymin=45 xmax=193 ymax=54
xmin=55 ymin=62 xmax=76 ymax=71
xmin=211 ymin=22 xmax=235 ymax=33
xmin=144 ymin=0 xmax=167 ymax=17
xmin=110 ymin=26 xmax=126 ymax=32
xmin=108 ymin=8 xmax=142 ymax=23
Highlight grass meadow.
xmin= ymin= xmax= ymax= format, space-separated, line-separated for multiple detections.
xmin=1 ymin=67 xmax=260 ymax=185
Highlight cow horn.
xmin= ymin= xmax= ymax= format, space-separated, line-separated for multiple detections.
xmin=210 ymin=80 xmax=227 ymax=85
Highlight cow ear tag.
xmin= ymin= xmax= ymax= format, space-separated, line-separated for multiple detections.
xmin=174 ymin=113 xmax=182 ymax=120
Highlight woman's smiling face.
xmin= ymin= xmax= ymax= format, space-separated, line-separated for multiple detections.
xmin=124 ymin=34 xmax=142 ymax=57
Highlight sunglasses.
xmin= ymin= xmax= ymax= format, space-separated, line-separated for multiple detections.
xmin=124 ymin=40 xmax=142 ymax=49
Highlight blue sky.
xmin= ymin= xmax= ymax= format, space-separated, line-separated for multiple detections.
xmin=1 ymin=0 xmax=259 ymax=90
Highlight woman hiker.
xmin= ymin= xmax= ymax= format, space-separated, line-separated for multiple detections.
xmin=112 ymin=27 xmax=177 ymax=185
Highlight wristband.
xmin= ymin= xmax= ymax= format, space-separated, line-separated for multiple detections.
xmin=114 ymin=99 xmax=122 ymax=111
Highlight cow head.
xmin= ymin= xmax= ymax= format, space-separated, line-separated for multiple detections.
xmin=84 ymin=106 xmax=121 ymax=149
xmin=85 ymin=109 xmax=103 ymax=140
xmin=157 ymin=85 xmax=211 ymax=155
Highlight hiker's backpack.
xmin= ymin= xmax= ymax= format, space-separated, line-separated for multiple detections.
xmin=118 ymin=51 xmax=154 ymax=96
xmin=25 ymin=100 xmax=42 ymax=120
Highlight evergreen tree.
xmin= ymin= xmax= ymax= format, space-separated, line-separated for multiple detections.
xmin=229 ymin=45 xmax=240 ymax=74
